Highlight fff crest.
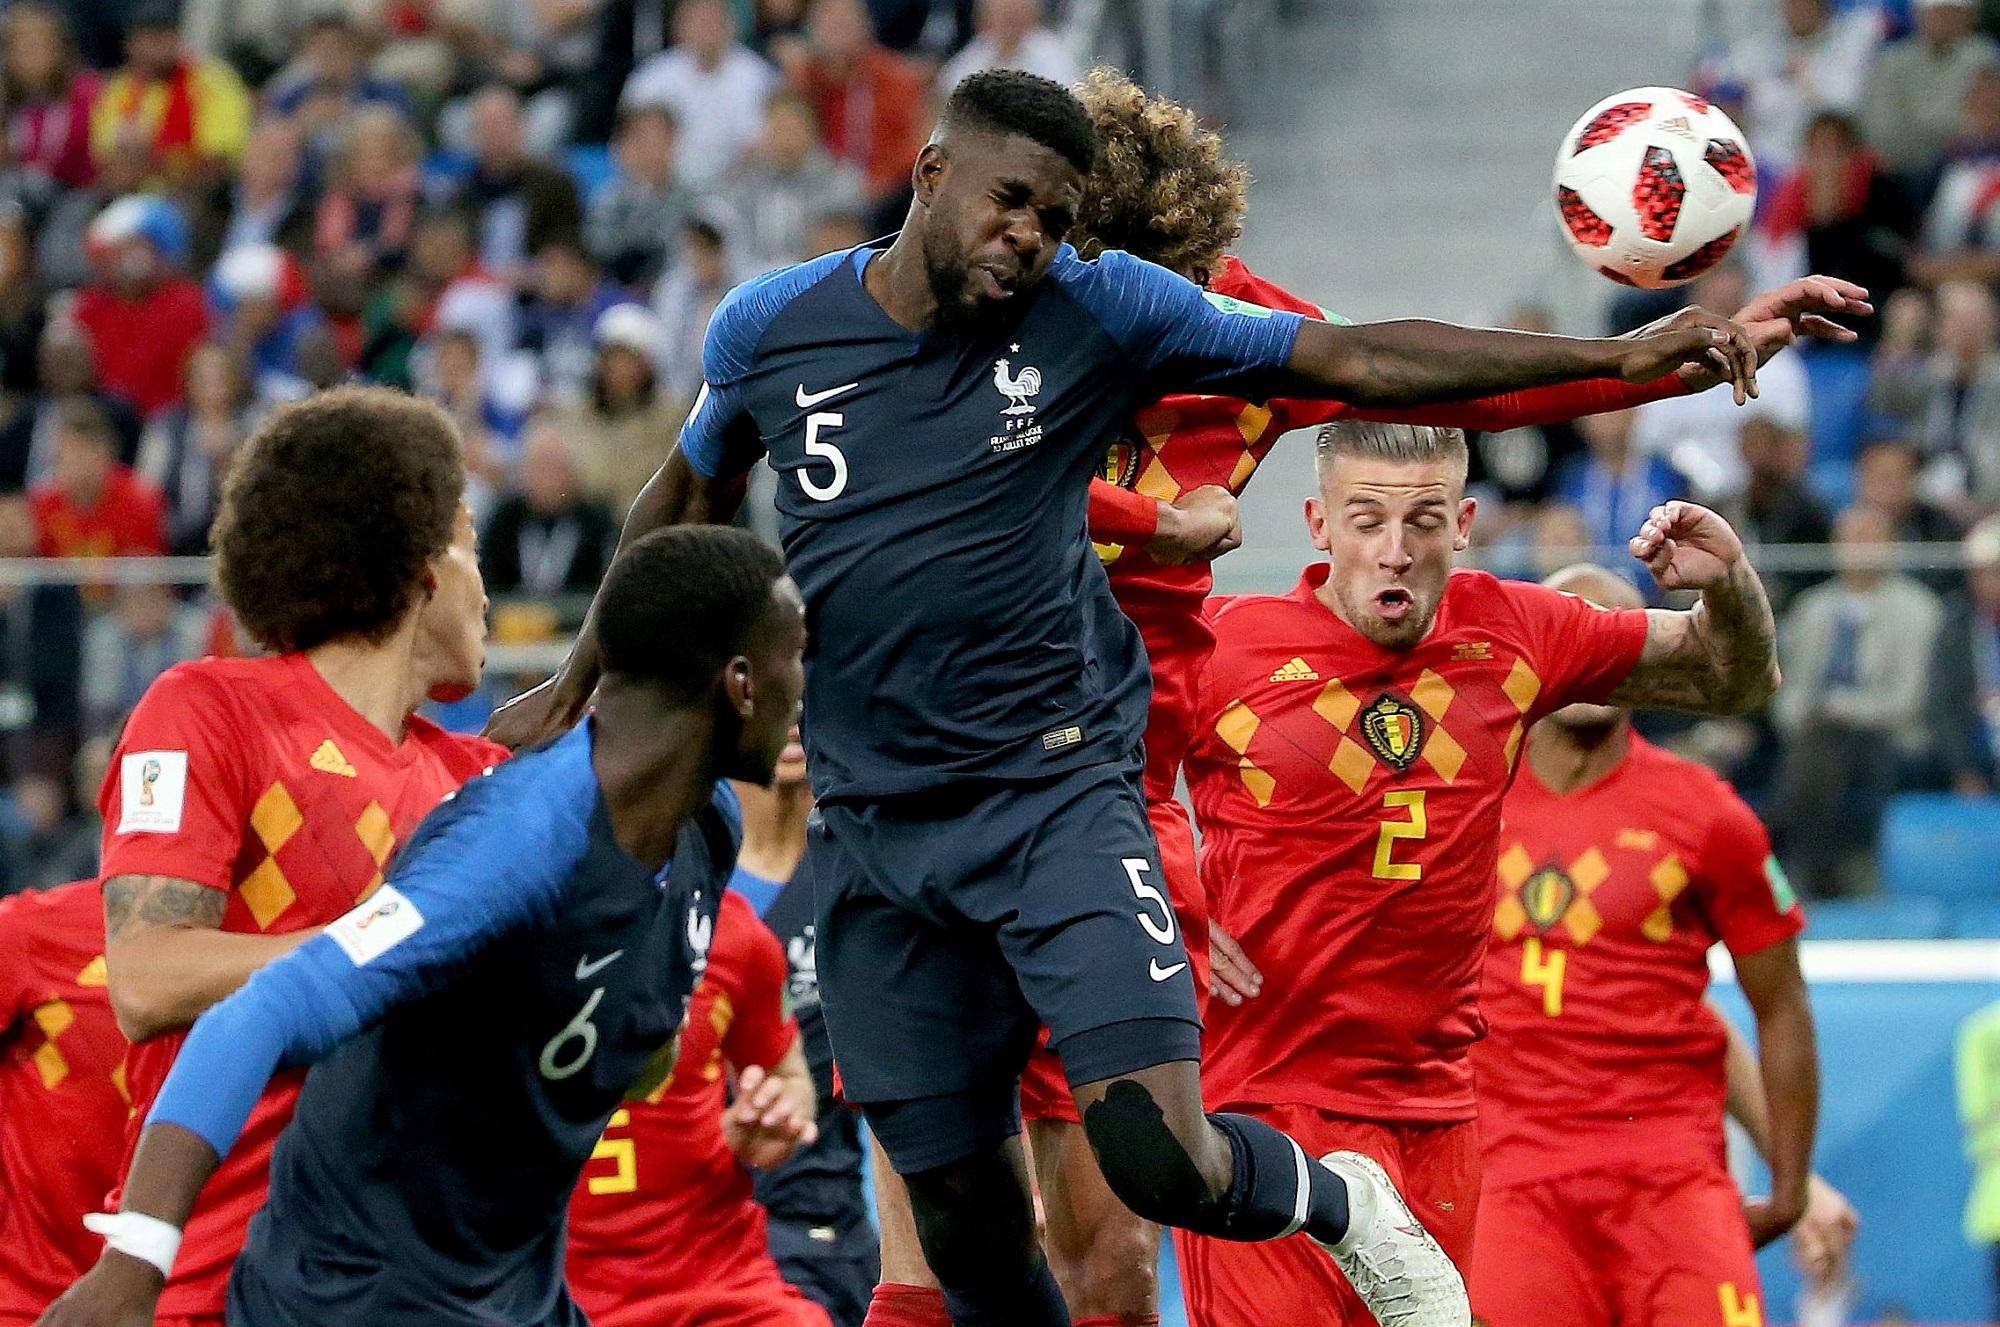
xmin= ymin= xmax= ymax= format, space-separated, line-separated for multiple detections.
xmin=1360 ymin=692 xmax=1426 ymax=772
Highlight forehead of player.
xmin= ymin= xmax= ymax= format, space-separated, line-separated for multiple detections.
xmin=932 ymin=125 xmax=1082 ymax=241
xmin=1320 ymin=452 xmax=1467 ymax=527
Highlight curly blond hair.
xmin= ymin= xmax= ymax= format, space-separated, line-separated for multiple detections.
xmin=1071 ymin=67 xmax=1250 ymax=279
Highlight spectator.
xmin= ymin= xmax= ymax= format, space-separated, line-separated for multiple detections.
xmin=385 ymin=206 xmax=516 ymax=379
xmin=73 ymin=194 xmax=209 ymax=417
xmin=1728 ymin=0 xmax=1881 ymax=173
xmin=265 ymin=12 xmax=413 ymax=153
xmin=1755 ymin=112 xmax=1914 ymax=319
xmin=866 ymin=0 xmax=973 ymax=55
xmin=1858 ymin=437 xmax=1966 ymax=545
xmin=516 ymin=237 xmax=637 ymax=406
xmin=210 ymin=118 xmax=313 ymax=261
xmin=752 ymin=0 xmax=811 ymax=58
xmin=414 ymin=325 xmax=523 ymax=517
xmin=1773 ymin=503 xmax=1946 ymax=897
xmin=1863 ymin=0 xmax=2000 ymax=190
xmin=89 ymin=0 xmax=252 ymax=188
xmin=434 ymin=84 xmax=583 ymax=288
xmin=0 ymin=323 xmax=142 ymax=490
xmin=620 ymin=0 xmax=778 ymax=189
xmin=0 ymin=3 xmax=100 ymax=201
xmin=786 ymin=0 xmax=929 ymax=215
xmin=3 ymin=770 xmax=94 ymax=895
xmin=478 ymin=423 xmax=616 ymax=597
xmin=1631 ymin=264 xmax=1813 ymax=499
xmin=938 ymin=0 xmax=1078 ymax=93
xmin=135 ymin=342 xmax=252 ymax=555
xmin=314 ymin=105 xmax=423 ymax=270
xmin=585 ymin=104 xmax=695 ymax=288
xmin=806 ymin=208 xmax=870 ymax=256
xmin=79 ymin=582 xmax=203 ymax=736
xmin=0 ymin=204 xmax=47 ymax=396
xmin=32 ymin=127 xmax=150 ymax=293
xmin=1896 ymin=281 xmax=2000 ymax=504
xmin=1553 ymin=407 xmax=1690 ymax=594
xmin=716 ymin=89 xmax=866 ymax=273
xmin=1465 ymin=303 xmax=1587 ymax=516
xmin=1913 ymin=68 xmax=2000 ymax=283
xmin=1934 ymin=515 xmax=2000 ymax=792
xmin=580 ymin=0 xmax=677 ymax=143
xmin=1529 ymin=502 xmax=1596 ymax=580
xmin=652 ymin=216 xmax=735 ymax=399
xmin=1867 ymin=285 xmax=1936 ymax=432
xmin=209 ymin=241 xmax=318 ymax=402
xmin=551 ymin=302 xmax=689 ymax=512
xmin=28 ymin=399 xmax=165 ymax=561
xmin=1732 ymin=415 xmax=1835 ymax=615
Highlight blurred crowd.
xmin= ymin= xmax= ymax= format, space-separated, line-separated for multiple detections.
xmin=0 ymin=0 xmax=1123 ymax=894
xmin=1444 ymin=0 xmax=2000 ymax=900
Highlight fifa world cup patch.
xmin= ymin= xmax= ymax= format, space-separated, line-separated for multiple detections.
xmin=327 ymin=884 xmax=425 ymax=967
xmin=1359 ymin=693 xmax=1426 ymax=773
xmin=1042 ymin=725 xmax=1084 ymax=751
xmin=118 ymin=750 xmax=189 ymax=834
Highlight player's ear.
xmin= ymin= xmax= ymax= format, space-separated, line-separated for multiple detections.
xmin=1454 ymin=495 xmax=1477 ymax=552
xmin=721 ymin=657 xmax=755 ymax=721
xmin=913 ymin=142 xmax=947 ymax=206
xmin=1305 ymin=496 xmax=1332 ymax=553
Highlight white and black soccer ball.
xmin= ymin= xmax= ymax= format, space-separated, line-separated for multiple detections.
xmin=1553 ymin=86 xmax=1757 ymax=290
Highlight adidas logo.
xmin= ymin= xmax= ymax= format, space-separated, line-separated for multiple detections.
xmin=1270 ymin=657 xmax=1320 ymax=682
xmin=309 ymin=739 xmax=357 ymax=778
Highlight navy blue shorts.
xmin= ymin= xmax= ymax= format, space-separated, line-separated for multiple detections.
xmin=768 ymin=1216 xmax=878 ymax=1327
xmin=811 ymin=758 xmax=1202 ymax=1168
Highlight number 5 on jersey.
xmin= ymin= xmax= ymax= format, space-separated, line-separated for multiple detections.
xmin=801 ymin=412 xmax=847 ymax=500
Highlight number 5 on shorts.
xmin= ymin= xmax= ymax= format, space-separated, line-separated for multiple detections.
xmin=1123 ymin=858 xmax=1176 ymax=945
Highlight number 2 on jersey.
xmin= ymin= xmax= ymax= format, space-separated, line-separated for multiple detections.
xmin=1370 ymin=790 xmax=1427 ymax=881
xmin=800 ymin=412 xmax=847 ymax=500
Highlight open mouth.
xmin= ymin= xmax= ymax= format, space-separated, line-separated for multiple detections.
xmin=973 ymin=264 xmax=1019 ymax=300
xmin=1374 ymin=587 xmax=1414 ymax=621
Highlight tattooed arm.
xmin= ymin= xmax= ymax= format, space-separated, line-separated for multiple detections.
xmin=1604 ymin=502 xmax=1782 ymax=717
xmin=103 ymin=875 xmax=319 ymax=1042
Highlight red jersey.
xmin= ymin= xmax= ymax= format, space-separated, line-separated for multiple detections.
xmin=1473 ymin=734 xmax=1803 ymax=1189
xmin=0 ymin=881 xmax=127 ymax=1326
xmin=96 ymin=654 xmax=505 ymax=1319
xmin=567 ymin=891 xmax=826 ymax=1327
xmin=1184 ymin=567 xmax=1648 ymax=1122
xmin=31 ymin=466 xmax=165 ymax=559
xmin=1087 ymin=257 xmax=1686 ymax=808
xmin=73 ymin=279 xmax=208 ymax=417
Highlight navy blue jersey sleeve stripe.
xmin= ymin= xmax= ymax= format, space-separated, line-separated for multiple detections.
xmin=145 ymin=728 xmax=600 ymax=1158
xmin=1050 ymin=248 xmax=1306 ymax=396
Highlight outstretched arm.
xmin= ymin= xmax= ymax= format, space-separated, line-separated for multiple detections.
xmin=1730 ymin=941 xmax=1821 ymax=1249
xmin=1604 ymin=502 xmax=1781 ymax=716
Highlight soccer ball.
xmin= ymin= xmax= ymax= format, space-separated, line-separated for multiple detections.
xmin=1553 ymin=86 xmax=1757 ymax=290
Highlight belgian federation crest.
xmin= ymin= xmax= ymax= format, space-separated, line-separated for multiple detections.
xmin=1102 ymin=438 xmax=1141 ymax=489
xmin=1360 ymin=692 xmax=1426 ymax=772
xmin=1522 ymin=867 xmax=1577 ymax=932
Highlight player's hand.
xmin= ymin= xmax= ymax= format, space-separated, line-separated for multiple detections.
xmin=1614 ymin=307 xmax=1759 ymax=405
xmin=33 ymin=1250 xmax=163 ymax=1327
xmin=1146 ymin=486 xmax=1242 ymax=567
xmin=1209 ymin=925 xmax=1263 ymax=1007
xmin=1742 ymin=1190 xmax=1809 ymax=1250
xmin=723 ymin=1064 xmax=818 ymax=1170
xmin=1789 ymin=1173 xmax=1860 ymax=1285
xmin=484 ymin=673 xmax=590 ymax=751
xmin=1674 ymin=276 xmax=1874 ymax=393
xmin=1628 ymin=501 xmax=1746 ymax=593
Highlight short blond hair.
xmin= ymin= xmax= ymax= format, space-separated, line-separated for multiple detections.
xmin=1313 ymin=419 xmax=1469 ymax=484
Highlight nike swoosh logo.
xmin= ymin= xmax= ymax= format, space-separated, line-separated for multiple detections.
xmin=796 ymin=381 xmax=859 ymax=408
xmin=575 ymin=950 xmax=625 ymax=981
xmin=1150 ymin=958 xmax=1189 ymax=983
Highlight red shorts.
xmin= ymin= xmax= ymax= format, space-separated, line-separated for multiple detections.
xmin=1470 ymin=1161 xmax=1763 ymax=1327
xmin=1177 ymin=1106 xmax=1480 ymax=1327
xmin=1019 ymin=796 xmax=1208 ymax=1126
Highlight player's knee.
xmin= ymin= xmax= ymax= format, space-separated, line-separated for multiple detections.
xmin=1080 ymin=1079 xmax=1229 ymax=1226
xmin=1048 ymin=1209 xmax=1160 ymax=1318
xmin=903 ymin=1154 xmax=1041 ymax=1288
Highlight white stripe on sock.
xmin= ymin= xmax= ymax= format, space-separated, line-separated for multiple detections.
xmin=1276 ymin=1137 xmax=1311 ymax=1239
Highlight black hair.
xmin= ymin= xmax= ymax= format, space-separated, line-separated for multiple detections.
xmin=596 ymin=527 xmax=787 ymax=699
xmin=941 ymin=69 xmax=1098 ymax=175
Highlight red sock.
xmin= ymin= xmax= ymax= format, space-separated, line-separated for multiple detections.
xmin=862 ymin=1283 xmax=951 ymax=1327
xmin=1073 ymin=1317 xmax=1161 ymax=1326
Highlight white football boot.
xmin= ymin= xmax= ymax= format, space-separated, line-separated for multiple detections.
xmin=1314 ymin=1150 xmax=1470 ymax=1327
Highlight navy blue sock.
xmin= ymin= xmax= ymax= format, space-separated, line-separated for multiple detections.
xmin=938 ymin=1253 xmax=1070 ymax=1327
xmin=1207 ymin=1112 xmax=1350 ymax=1245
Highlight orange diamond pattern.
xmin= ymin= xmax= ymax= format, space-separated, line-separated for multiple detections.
xmin=355 ymin=801 xmax=396 ymax=900
xmin=1494 ymin=844 xmax=1535 ymax=940
xmin=1308 ymin=679 xmax=1375 ymax=792
xmin=1215 ymin=701 xmax=1275 ymax=807
xmin=1234 ymin=404 xmax=1272 ymax=446
xmin=1410 ymin=669 xmax=1468 ymax=782
xmin=31 ymin=1000 xmax=73 ymax=1089
xmin=240 ymin=781 xmax=304 ymax=929
xmin=75 ymin=955 xmax=107 ymax=987
xmin=1643 ymin=854 xmax=1690 ymax=942
xmin=1136 ymin=457 xmax=1178 ymax=501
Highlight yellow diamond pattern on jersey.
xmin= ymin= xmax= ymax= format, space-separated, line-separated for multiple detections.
xmin=1643 ymin=854 xmax=1690 ymax=941
xmin=1410 ymin=669 xmax=1468 ymax=783
xmin=242 ymin=781 xmax=304 ymax=930
xmin=1136 ymin=458 xmax=1178 ymax=502
xmin=1214 ymin=700 xmax=1275 ymax=807
xmin=32 ymin=999 xmax=73 ymax=1089
xmin=75 ymin=954 xmax=107 ymax=987
xmin=1500 ymin=657 xmax=1544 ymax=770
xmin=355 ymin=801 xmax=396 ymax=900
xmin=1493 ymin=844 xmax=1535 ymax=941
xmin=1564 ymin=847 xmax=1610 ymax=945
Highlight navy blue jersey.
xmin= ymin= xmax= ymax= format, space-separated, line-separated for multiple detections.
xmin=147 ymin=722 xmax=737 ymax=1327
xmin=683 ymin=242 xmax=1305 ymax=802
xmin=733 ymin=862 xmax=868 ymax=1237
